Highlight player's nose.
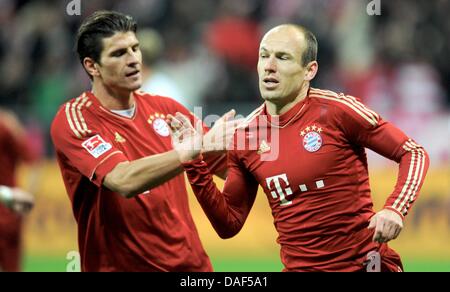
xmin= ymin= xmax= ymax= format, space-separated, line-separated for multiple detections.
xmin=264 ymin=56 xmax=277 ymax=72
xmin=126 ymin=49 xmax=140 ymax=66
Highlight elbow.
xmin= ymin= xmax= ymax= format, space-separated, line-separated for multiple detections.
xmin=105 ymin=177 xmax=138 ymax=198
xmin=210 ymin=210 xmax=248 ymax=239
xmin=103 ymin=163 xmax=140 ymax=198
xmin=117 ymin=185 xmax=140 ymax=199
xmin=215 ymin=223 xmax=243 ymax=239
xmin=218 ymin=230 xmax=238 ymax=239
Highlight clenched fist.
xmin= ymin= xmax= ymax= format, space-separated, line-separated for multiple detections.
xmin=368 ymin=209 xmax=403 ymax=243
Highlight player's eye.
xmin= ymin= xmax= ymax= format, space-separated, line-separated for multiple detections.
xmin=111 ymin=50 xmax=126 ymax=57
xmin=277 ymin=55 xmax=290 ymax=60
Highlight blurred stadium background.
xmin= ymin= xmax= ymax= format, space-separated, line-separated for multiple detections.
xmin=0 ymin=0 xmax=449 ymax=271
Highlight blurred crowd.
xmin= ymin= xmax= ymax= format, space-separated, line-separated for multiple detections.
xmin=0 ymin=0 xmax=449 ymax=162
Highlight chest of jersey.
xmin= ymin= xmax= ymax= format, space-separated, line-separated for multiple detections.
xmin=240 ymin=111 xmax=359 ymax=207
xmin=96 ymin=106 xmax=174 ymax=160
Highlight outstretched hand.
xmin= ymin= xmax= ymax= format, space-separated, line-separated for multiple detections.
xmin=203 ymin=109 xmax=242 ymax=154
xmin=167 ymin=112 xmax=203 ymax=163
xmin=368 ymin=209 xmax=403 ymax=243
xmin=167 ymin=110 xmax=243 ymax=162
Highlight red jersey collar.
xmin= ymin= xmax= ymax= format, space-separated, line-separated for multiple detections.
xmin=84 ymin=91 xmax=139 ymax=121
xmin=263 ymin=87 xmax=310 ymax=127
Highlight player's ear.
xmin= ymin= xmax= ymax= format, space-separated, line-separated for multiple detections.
xmin=304 ymin=61 xmax=318 ymax=82
xmin=83 ymin=57 xmax=101 ymax=78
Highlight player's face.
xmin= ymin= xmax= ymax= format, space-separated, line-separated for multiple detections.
xmin=97 ymin=31 xmax=142 ymax=92
xmin=257 ymin=27 xmax=307 ymax=104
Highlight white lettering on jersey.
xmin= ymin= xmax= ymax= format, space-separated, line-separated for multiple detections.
xmin=82 ymin=135 xmax=112 ymax=158
xmin=299 ymin=184 xmax=308 ymax=192
xmin=316 ymin=180 xmax=325 ymax=189
xmin=266 ymin=174 xmax=293 ymax=206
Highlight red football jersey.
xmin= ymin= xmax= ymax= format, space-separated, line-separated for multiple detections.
xmin=51 ymin=91 xmax=224 ymax=271
xmin=184 ymin=87 xmax=429 ymax=271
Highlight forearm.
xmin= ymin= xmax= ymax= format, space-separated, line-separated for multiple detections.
xmin=184 ymin=159 xmax=254 ymax=238
xmin=383 ymin=140 xmax=429 ymax=218
xmin=104 ymin=150 xmax=183 ymax=198
xmin=203 ymin=152 xmax=228 ymax=179
xmin=360 ymin=121 xmax=430 ymax=218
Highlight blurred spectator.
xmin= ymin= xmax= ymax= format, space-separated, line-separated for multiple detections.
xmin=0 ymin=0 xmax=447 ymax=159
xmin=202 ymin=0 xmax=262 ymax=103
xmin=138 ymin=28 xmax=187 ymax=107
xmin=0 ymin=107 xmax=39 ymax=272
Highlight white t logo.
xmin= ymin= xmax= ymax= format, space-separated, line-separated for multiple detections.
xmin=266 ymin=174 xmax=293 ymax=206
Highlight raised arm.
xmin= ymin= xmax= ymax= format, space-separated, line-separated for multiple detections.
xmin=106 ymin=110 xmax=239 ymax=197
xmin=51 ymin=106 xmax=237 ymax=199
xmin=183 ymin=153 xmax=259 ymax=238
xmin=168 ymin=112 xmax=258 ymax=238
xmin=103 ymin=150 xmax=185 ymax=198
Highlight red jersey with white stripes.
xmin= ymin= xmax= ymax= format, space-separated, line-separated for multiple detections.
xmin=184 ymin=87 xmax=429 ymax=271
xmin=51 ymin=91 xmax=221 ymax=272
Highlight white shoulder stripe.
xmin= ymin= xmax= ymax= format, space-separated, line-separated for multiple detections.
xmin=310 ymin=88 xmax=379 ymax=126
xmin=76 ymin=95 xmax=91 ymax=135
xmin=314 ymin=88 xmax=379 ymax=121
xmin=346 ymin=95 xmax=379 ymax=120
xmin=65 ymin=94 xmax=92 ymax=138
xmin=71 ymin=96 xmax=84 ymax=135
xmin=65 ymin=102 xmax=81 ymax=138
xmin=310 ymin=93 xmax=378 ymax=126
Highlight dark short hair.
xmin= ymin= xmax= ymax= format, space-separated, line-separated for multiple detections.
xmin=76 ymin=10 xmax=137 ymax=66
xmin=299 ymin=27 xmax=318 ymax=67
xmin=286 ymin=25 xmax=317 ymax=67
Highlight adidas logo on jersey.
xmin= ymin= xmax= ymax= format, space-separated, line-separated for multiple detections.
xmin=257 ymin=140 xmax=271 ymax=154
xmin=115 ymin=132 xmax=126 ymax=143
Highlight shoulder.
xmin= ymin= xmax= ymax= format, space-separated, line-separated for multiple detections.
xmin=51 ymin=93 xmax=96 ymax=141
xmin=237 ymin=103 xmax=266 ymax=131
xmin=230 ymin=104 xmax=265 ymax=158
xmin=309 ymin=87 xmax=380 ymax=127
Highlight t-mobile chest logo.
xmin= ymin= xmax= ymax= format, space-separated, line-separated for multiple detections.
xmin=265 ymin=174 xmax=293 ymax=206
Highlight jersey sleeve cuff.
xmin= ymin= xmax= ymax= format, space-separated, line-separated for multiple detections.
xmin=90 ymin=151 xmax=128 ymax=187
xmin=384 ymin=206 xmax=405 ymax=220
xmin=181 ymin=155 xmax=204 ymax=168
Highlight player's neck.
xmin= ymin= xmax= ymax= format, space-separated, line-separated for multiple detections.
xmin=92 ymin=82 xmax=135 ymax=110
xmin=266 ymin=83 xmax=309 ymax=116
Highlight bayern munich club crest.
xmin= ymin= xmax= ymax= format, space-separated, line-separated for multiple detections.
xmin=148 ymin=113 xmax=170 ymax=137
xmin=300 ymin=125 xmax=323 ymax=152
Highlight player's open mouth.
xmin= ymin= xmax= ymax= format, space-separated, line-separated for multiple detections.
xmin=126 ymin=70 xmax=140 ymax=77
xmin=263 ymin=76 xmax=279 ymax=88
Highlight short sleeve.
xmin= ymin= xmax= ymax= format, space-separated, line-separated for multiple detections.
xmin=51 ymin=109 xmax=128 ymax=187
